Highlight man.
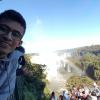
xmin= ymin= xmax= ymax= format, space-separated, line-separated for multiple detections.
xmin=0 ymin=9 xmax=26 ymax=100
xmin=63 ymin=90 xmax=70 ymax=100
xmin=49 ymin=91 xmax=57 ymax=100
xmin=92 ymin=82 xmax=100 ymax=100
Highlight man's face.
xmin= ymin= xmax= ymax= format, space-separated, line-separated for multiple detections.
xmin=0 ymin=18 xmax=24 ymax=55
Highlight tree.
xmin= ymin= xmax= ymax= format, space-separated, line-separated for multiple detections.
xmin=66 ymin=76 xmax=94 ymax=91
xmin=15 ymin=54 xmax=48 ymax=100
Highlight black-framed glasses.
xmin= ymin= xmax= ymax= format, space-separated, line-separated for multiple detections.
xmin=0 ymin=24 xmax=23 ymax=40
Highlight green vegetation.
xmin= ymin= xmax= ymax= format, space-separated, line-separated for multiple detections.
xmin=68 ymin=45 xmax=100 ymax=81
xmin=66 ymin=76 xmax=94 ymax=91
xmin=15 ymin=54 xmax=50 ymax=100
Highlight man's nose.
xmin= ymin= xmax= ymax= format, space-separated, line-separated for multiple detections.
xmin=7 ymin=32 xmax=13 ymax=40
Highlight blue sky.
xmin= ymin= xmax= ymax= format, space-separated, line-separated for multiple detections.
xmin=0 ymin=0 xmax=100 ymax=53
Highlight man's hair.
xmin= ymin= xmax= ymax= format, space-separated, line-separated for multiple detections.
xmin=0 ymin=9 xmax=26 ymax=34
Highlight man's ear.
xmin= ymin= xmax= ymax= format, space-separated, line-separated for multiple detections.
xmin=20 ymin=41 xmax=23 ymax=45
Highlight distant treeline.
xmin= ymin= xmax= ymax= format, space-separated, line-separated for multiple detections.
xmin=70 ymin=45 xmax=100 ymax=56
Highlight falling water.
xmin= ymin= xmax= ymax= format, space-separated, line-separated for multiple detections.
xmin=31 ymin=51 xmax=82 ymax=94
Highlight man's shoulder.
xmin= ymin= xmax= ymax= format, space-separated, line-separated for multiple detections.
xmin=8 ymin=49 xmax=24 ymax=61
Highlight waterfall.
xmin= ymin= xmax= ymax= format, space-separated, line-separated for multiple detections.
xmin=31 ymin=52 xmax=82 ymax=93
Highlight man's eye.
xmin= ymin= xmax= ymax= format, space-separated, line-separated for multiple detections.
xmin=12 ymin=31 xmax=22 ymax=38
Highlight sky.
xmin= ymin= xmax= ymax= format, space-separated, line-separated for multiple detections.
xmin=0 ymin=0 xmax=100 ymax=53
